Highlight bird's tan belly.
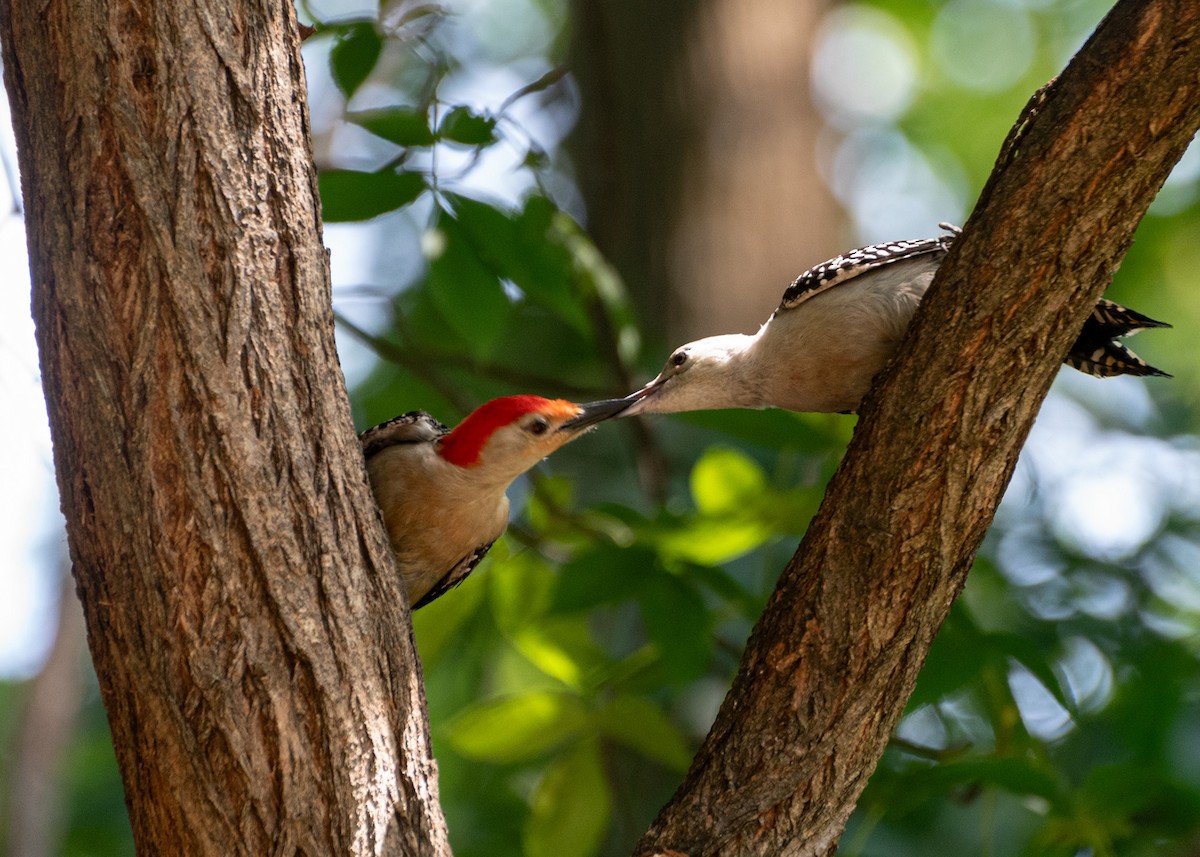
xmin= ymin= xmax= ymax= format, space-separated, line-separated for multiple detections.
xmin=385 ymin=496 xmax=508 ymax=602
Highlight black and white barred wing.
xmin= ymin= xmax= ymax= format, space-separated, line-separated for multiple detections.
xmin=360 ymin=411 xmax=449 ymax=459
xmin=776 ymin=225 xmax=960 ymax=315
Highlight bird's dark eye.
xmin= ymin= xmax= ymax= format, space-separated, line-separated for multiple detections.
xmin=528 ymin=417 xmax=549 ymax=435
xmin=671 ymin=351 xmax=688 ymax=368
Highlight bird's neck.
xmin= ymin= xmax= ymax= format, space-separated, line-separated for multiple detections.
xmin=713 ymin=331 xmax=770 ymax=409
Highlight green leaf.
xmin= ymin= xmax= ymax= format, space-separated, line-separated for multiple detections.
xmin=552 ymin=545 xmax=653 ymax=613
xmin=512 ymin=620 xmax=611 ymax=691
xmin=524 ymin=739 xmax=611 ymax=857
xmin=907 ymin=604 xmax=987 ymax=710
xmin=446 ymin=193 xmax=591 ymax=331
xmin=655 ymin=516 xmax=773 ymax=566
xmin=547 ymin=205 xmax=636 ymax=351
xmin=445 ymin=193 xmax=519 ymax=265
xmin=995 ymin=632 xmax=1077 ymax=715
xmin=594 ymin=694 xmax=692 ymax=772
xmin=515 ymin=202 xmax=594 ymax=331
xmin=1077 ymin=763 xmax=1200 ymax=833
xmin=637 ymin=574 xmax=712 ymax=682
xmin=644 ymin=446 xmax=787 ymax=564
xmin=683 ymin=562 xmax=761 ymax=613
xmin=318 ymin=170 xmax=424 ymax=222
xmin=489 ymin=549 xmax=556 ymax=632
xmin=347 ymin=107 xmax=435 ymax=146
xmin=426 ymin=208 xmax=512 ymax=356
xmin=438 ymin=105 xmax=498 ymax=146
xmin=329 ymin=22 xmax=381 ymax=98
xmin=690 ymin=447 xmax=766 ymax=516
xmin=675 ymin=408 xmax=846 ymax=453
xmin=444 ymin=692 xmax=588 ymax=764
xmin=524 ymin=474 xmax=576 ymax=535
xmin=411 ymin=568 xmax=486 ymax=665
xmin=918 ymin=756 xmax=1062 ymax=802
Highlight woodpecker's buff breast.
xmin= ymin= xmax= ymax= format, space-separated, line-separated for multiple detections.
xmin=361 ymin=396 xmax=628 ymax=608
xmin=602 ymin=225 xmax=1170 ymax=418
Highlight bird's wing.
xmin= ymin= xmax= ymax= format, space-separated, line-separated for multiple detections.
xmin=776 ymin=226 xmax=960 ymax=314
xmin=360 ymin=411 xmax=449 ymax=459
xmin=412 ymin=542 xmax=495 ymax=609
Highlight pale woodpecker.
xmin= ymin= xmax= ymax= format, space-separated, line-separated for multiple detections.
xmin=615 ymin=226 xmax=1169 ymax=417
xmin=361 ymin=395 xmax=628 ymax=608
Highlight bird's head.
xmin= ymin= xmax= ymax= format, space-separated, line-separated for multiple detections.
xmin=618 ymin=334 xmax=755 ymax=416
xmin=437 ymin=395 xmax=629 ymax=482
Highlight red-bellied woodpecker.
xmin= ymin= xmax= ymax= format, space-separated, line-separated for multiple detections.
xmin=361 ymin=395 xmax=628 ymax=608
xmin=615 ymin=225 xmax=1170 ymax=417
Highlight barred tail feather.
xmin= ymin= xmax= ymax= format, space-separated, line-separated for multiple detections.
xmin=1089 ymin=299 xmax=1171 ymax=337
xmin=1065 ymin=340 xmax=1171 ymax=379
xmin=1064 ymin=299 xmax=1171 ymax=379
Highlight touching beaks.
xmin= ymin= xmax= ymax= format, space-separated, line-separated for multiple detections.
xmin=617 ymin=377 xmax=666 ymax=416
xmin=558 ymin=397 xmax=636 ymax=431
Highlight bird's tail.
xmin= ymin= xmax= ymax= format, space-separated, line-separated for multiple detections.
xmin=1065 ymin=299 xmax=1172 ymax=378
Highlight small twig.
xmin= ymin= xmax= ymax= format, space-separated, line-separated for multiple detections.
xmin=336 ymin=311 xmax=607 ymax=401
xmin=335 ymin=312 xmax=473 ymax=414
xmin=713 ymin=634 xmax=744 ymax=662
xmin=525 ymin=468 xmax=615 ymax=543
xmin=887 ymin=735 xmax=973 ymax=762
xmin=498 ymin=65 xmax=569 ymax=116
xmin=582 ymin=293 xmax=669 ymax=505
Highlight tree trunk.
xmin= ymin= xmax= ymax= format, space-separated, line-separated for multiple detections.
xmin=0 ymin=0 xmax=450 ymax=854
xmin=570 ymin=0 xmax=842 ymax=342
xmin=5 ymin=571 xmax=85 ymax=857
xmin=635 ymin=1 xmax=1200 ymax=854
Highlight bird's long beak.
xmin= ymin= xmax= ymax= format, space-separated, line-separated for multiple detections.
xmin=559 ymin=397 xmax=636 ymax=432
xmin=613 ymin=376 xmax=667 ymax=417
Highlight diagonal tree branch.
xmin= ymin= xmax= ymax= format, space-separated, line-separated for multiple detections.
xmin=635 ymin=1 xmax=1200 ymax=854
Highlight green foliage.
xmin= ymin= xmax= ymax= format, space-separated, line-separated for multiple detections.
xmin=318 ymin=170 xmax=425 ymax=222
xmin=347 ymin=107 xmax=436 ymax=147
xmin=426 ymin=207 xmax=513 ymax=355
xmin=446 ymin=691 xmax=590 ymax=763
xmin=328 ymin=22 xmax=382 ymax=98
xmin=524 ymin=739 xmax=611 ymax=857
xmin=594 ymin=694 xmax=692 ymax=772
xmin=438 ymin=107 xmax=498 ymax=147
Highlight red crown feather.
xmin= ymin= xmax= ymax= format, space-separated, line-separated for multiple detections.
xmin=437 ymin=395 xmax=579 ymax=467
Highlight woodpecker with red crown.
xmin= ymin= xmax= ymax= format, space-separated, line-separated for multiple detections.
xmin=360 ymin=395 xmax=627 ymax=609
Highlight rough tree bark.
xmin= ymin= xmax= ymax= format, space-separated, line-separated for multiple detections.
xmin=635 ymin=1 xmax=1200 ymax=854
xmin=0 ymin=0 xmax=450 ymax=855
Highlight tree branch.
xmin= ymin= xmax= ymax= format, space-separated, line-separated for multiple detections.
xmin=635 ymin=1 xmax=1200 ymax=854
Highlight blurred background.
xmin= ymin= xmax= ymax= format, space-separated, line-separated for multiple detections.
xmin=3 ymin=0 xmax=1199 ymax=854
